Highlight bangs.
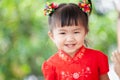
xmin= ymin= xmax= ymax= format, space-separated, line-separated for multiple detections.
xmin=61 ymin=8 xmax=82 ymax=27
xmin=59 ymin=3 xmax=88 ymax=27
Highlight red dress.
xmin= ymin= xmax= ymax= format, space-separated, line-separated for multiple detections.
xmin=42 ymin=46 xmax=109 ymax=80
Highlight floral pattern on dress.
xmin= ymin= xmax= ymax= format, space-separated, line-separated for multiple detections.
xmin=57 ymin=46 xmax=92 ymax=79
xmin=60 ymin=67 xmax=92 ymax=79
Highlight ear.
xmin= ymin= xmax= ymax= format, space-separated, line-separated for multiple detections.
xmin=48 ymin=31 xmax=54 ymax=41
xmin=85 ymin=32 xmax=88 ymax=36
xmin=84 ymin=33 xmax=88 ymax=39
xmin=85 ymin=31 xmax=88 ymax=36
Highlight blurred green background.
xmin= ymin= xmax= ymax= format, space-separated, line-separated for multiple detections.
xmin=0 ymin=0 xmax=118 ymax=80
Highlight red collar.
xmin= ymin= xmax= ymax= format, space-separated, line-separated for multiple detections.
xmin=58 ymin=45 xmax=86 ymax=62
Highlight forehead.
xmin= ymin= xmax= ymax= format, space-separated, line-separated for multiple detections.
xmin=53 ymin=25 xmax=85 ymax=31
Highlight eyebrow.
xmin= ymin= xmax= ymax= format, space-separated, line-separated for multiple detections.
xmin=72 ymin=28 xmax=82 ymax=32
xmin=58 ymin=28 xmax=82 ymax=32
xmin=58 ymin=29 xmax=66 ymax=32
xmin=73 ymin=28 xmax=81 ymax=31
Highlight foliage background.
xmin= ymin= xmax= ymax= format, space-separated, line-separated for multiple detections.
xmin=0 ymin=0 xmax=118 ymax=80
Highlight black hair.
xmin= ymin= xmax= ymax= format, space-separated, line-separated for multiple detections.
xmin=48 ymin=1 xmax=92 ymax=33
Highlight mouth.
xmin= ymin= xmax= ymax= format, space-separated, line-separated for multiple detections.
xmin=65 ymin=44 xmax=76 ymax=48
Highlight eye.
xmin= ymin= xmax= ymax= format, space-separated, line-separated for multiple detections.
xmin=59 ymin=32 xmax=66 ymax=34
xmin=74 ymin=31 xmax=80 ymax=34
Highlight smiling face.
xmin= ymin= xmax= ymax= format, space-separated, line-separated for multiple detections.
xmin=48 ymin=25 xmax=87 ymax=57
xmin=48 ymin=3 xmax=89 ymax=57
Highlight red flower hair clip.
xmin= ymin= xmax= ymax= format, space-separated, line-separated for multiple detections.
xmin=78 ymin=0 xmax=91 ymax=14
xmin=44 ymin=2 xmax=58 ymax=16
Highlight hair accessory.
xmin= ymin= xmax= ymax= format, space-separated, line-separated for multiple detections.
xmin=44 ymin=2 xmax=58 ymax=16
xmin=78 ymin=0 xmax=91 ymax=14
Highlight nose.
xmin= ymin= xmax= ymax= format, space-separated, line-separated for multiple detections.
xmin=66 ymin=34 xmax=75 ymax=42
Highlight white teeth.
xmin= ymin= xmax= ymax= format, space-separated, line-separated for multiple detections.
xmin=66 ymin=44 xmax=75 ymax=48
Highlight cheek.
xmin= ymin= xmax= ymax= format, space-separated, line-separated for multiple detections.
xmin=54 ymin=37 xmax=64 ymax=46
xmin=53 ymin=40 xmax=63 ymax=49
xmin=53 ymin=37 xmax=61 ymax=44
xmin=76 ymin=35 xmax=86 ymax=42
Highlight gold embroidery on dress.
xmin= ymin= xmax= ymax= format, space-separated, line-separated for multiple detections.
xmin=58 ymin=46 xmax=86 ymax=62
xmin=60 ymin=67 xmax=92 ymax=79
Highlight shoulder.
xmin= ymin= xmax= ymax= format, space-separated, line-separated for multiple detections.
xmin=47 ymin=53 xmax=59 ymax=62
xmin=85 ymin=47 xmax=109 ymax=74
xmin=42 ymin=53 xmax=59 ymax=65
xmin=42 ymin=53 xmax=58 ymax=69
xmin=85 ymin=47 xmax=108 ymax=58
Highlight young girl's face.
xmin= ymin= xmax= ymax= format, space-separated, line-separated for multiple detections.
xmin=48 ymin=25 xmax=87 ymax=57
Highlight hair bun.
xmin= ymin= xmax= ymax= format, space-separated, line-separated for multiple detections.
xmin=44 ymin=2 xmax=58 ymax=16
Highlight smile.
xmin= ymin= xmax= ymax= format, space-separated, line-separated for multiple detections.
xmin=65 ymin=44 xmax=76 ymax=48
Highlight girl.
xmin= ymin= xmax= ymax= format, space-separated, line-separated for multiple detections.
xmin=42 ymin=0 xmax=110 ymax=80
